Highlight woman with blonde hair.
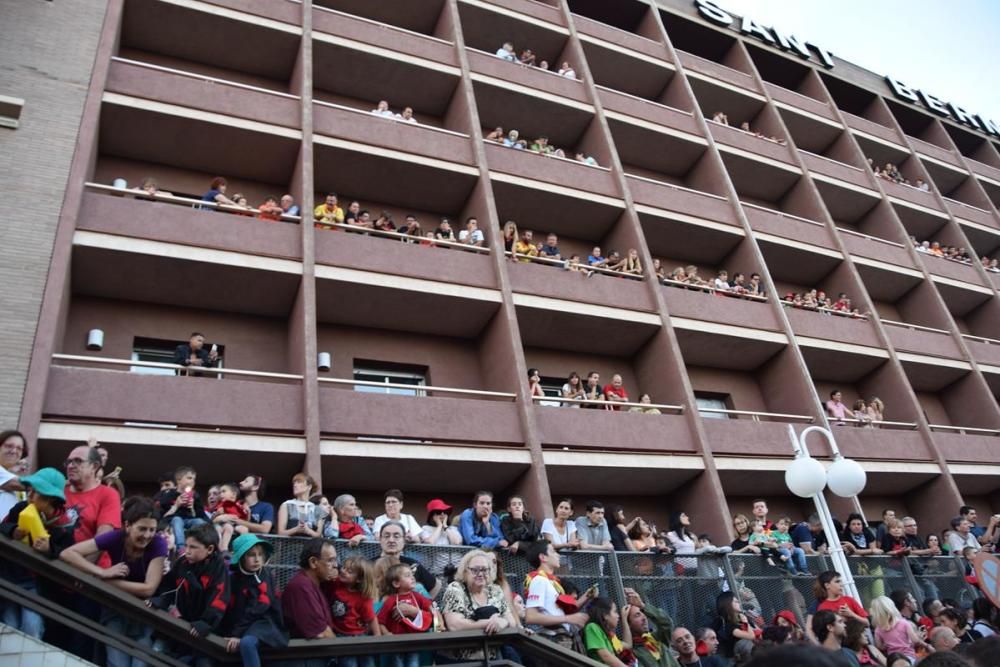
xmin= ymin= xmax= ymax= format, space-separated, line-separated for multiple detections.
xmin=871 ymin=595 xmax=931 ymax=661
xmin=439 ymin=549 xmax=516 ymax=662
xmin=502 ymin=220 xmax=518 ymax=254
xmin=868 ymin=397 xmax=885 ymax=423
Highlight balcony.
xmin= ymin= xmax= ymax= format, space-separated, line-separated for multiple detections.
xmin=910 ymin=135 xmax=963 ymax=169
xmin=663 ymin=286 xmax=778 ymax=332
xmin=786 ymin=307 xmax=882 ymax=349
xmin=920 ymin=252 xmax=989 ymax=288
xmin=572 ymin=13 xmax=667 ymax=62
xmin=313 ymin=4 xmax=457 ymax=67
xmin=884 ymin=320 xmax=962 ymax=359
xmin=315 ymin=227 xmax=495 ymax=289
xmin=839 ymin=229 xmax=916 ymax=271
xmin=534 ymin=399 xmax=695 ymax=452
xmin=470 ymin=0 xmax=566 ymax=28
xmin=764 ymin=82 xmax=837 ymax=122
xmin=703 ymin=417 xmax=812 ymax=457
xmin=44 ymin=360 xmax=304 ymax=433
xmin=598 ymin=87 xmax=698 ymax=134
xmin=484 ymin=142 xmax=618 ymax=198
xmin=507 ymin=257 xmax=654 ymax=312
xmin=932 ymin=428 xmax=1000 ymax=464
xmin=318 ymin=381 xmax=522 ymax=446
xmin=628 ymin=176 xmax=736 ymax=226
xmin=465 ymin=50 xmax=587 ymax=105
xmin=315 ymin=0 xmax=449 ymax=37
xmin=801 ymin=151 xmax=875 ymax=192
xmin=842 ymin=111 xmax=904 ymax=147
xmin=834 ymin=426 xmax=931 ymax=461
xmin=743 ymin=204 xmax=835 ymax=249
xmin=944 ymin=197 xmax=998 ymax=229
xmin=968 ymin=158 xmax=1000 ymax=184
xmin=676 ymin=50 xmax=759 ymax=94
xmin=78 ymin=185 xmax=302 ymax=261
xmin=105 ymin=57 xmax=301 ymax=129
xmin=199 ymin=0 xmax=302 ymax=25
xmin=313 ymin=101 xmax=474 ymax=165
xmin=883 ymin=179 xmax=945 ymax=211
xmin=963 ymin=334 xmax=1000 ymax=368
xmin=710 ymin=122 xmax=797 ymax=167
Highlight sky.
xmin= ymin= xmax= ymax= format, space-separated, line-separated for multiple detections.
xmin=714 ymin=0 xmax=1000 ymax=125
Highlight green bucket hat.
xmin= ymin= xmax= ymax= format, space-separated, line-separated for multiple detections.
xmin=19 ymin=468 xmax=67 ymax=502
xmin=230 ymin=533 xmax=273 ymax=564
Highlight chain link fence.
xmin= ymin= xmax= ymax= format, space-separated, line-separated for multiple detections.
xmin=260 ymin=537 xmax=980 ymax=626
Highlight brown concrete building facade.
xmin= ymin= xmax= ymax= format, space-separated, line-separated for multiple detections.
xmin=5 ymin=0 xmax=1000 ymax=539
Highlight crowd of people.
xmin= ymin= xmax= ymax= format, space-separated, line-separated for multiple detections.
xmin=781 ymin=288 xmax=867 ymax=319
xmin=911 ymin=239 xmax=1000 ymax=273
xmin=2 ymin=427 xmax=998 ymax=667
xmin=710 ymin=112 xmax=787 ymax=146
xmin=369 ymin=100 xmax=418 ymax=124
xmin=528 ymin=369 xmax=666 ymax=413
xmin=867 ymin=158 xmax=930 ymax=192
xmin=484 ymin=126 xmax=601 ymax=165
xmin=494 ymin=41 xmax=577 ymax=80
xmin=825 ymin=390 xmax=887 ymax=426
xmin=666 ymin=267 xmax=767 ymax=299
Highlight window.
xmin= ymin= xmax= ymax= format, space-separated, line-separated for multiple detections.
xmin=538 ymin=374 xmax=565 ymax=407
xmin=131 ymin=337 xmax=223 ymax=376
xmin=353 ymin=362 xmax=427 ymax=396
xmin=695 ymin=392 xmax=730 ymax=419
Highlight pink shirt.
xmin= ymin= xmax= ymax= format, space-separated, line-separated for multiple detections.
xmin=875 ymin=619 xmax=915 ymax=658
xmin=826 ymin=400 xmax=848 ymax=420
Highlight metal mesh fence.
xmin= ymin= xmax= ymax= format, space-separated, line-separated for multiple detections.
xmin=258 ymin=537 xmax=978 ymax=627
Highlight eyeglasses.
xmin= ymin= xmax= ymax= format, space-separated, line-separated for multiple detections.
xmin=64 ymin=458 xmax=88 ymax=467
xmin=468 ymin=567 xmax=490 ymax=576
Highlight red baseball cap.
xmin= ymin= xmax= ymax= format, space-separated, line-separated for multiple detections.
xmin=426 ymin=499 xmax=452 ymax=513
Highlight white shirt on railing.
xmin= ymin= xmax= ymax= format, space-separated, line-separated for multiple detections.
xmin=540 ymin=518 xmax=577 ymax=545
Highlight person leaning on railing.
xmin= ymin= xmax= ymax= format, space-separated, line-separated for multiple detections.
xmin=439 ymin=549 xmax=516 ymax=663
xmin=522 ymin=540 xmax=589 ymax=649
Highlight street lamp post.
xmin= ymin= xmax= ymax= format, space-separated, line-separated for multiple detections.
xmin=785 ymin=425 xmax=867 ymax=601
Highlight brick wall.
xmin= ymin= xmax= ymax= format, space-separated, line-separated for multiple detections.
xmin=0 ymin=0 xmax=108 ymax=426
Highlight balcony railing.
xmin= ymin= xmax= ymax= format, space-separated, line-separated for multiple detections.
xmin=881 ymin=319 xmax=951 ymax=336
xmin=941 ymin=195 xmax=993 ymax=215
xmin=928 ymin=424 xmax=1000 ymax=436
xmin=322 ymin=221 xmax=490 ymax=254
xmin=52 ymin=354 xmax=302 ymax=382
xmin=84 ymin=182 xmax=303 ymax=223
xmin=504 ymin=250 xmax=642 ymax=279
xmin=832 ymin=416 xmax=920 ymax=430
xmin=313 ymin=98 xmax=470 ymax=139
xmin=661 ymin=277 xmax=768 ymax=302
xmin=699 ymin=408 xmax=814 ymax=423
xmin=836 ymin=226 xmax=906 ymax=249
xmin=531 ymin=395 xmax=684 ymax=413
xmin=779 ymin=300 xmax=869 ymax=321
xmin=110 ymin=56 xmax=300 ymax=100
xmin=318 ymin=376 xmax=515 ymax=401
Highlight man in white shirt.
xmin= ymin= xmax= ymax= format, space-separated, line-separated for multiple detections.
xmin=458 ymin=217 xmax=485 ymax=247
xmin=370 ymin=100 xmax=395 ymax=118
xmin=524 ymin=540 xmax=588 ymax=645
xmin=947 ymin=516 xmax=981 ymax=554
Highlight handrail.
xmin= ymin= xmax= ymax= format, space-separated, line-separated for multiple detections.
xmin=504 ymin=249 xmax=643 ymax=279
xmin=594 ymin=83 xmax=693 ymax=116
xmin=763 ymin=80 xmax=833 ymax=108
xmin=928 ymin=424 xmax=1000 ymax=436
xmin=884 ymin=177 xmax=933 ymax=195
xmin=465 ymin=45 xmax=583 ymax=82
xmin=623 ymin=171 xmax=729 ymax=201
xmin=0 ymin=536 xmax=597 ymax=666
xmin=51 ymin=353 xmax=304 ymax=381
xmin=880 ymin=318 xmax=952 ymax=335
xmin=571 ymin=11 xmax=664 ymax=47
xmin=318 ymin=376 xmax=517 ymax=400
xmin=484 ymin=137 xmax=611 ymax=171
xmin=698 ymin=408 xmax=815 ymax=423
xmin=832 ymin=416 xmax=920 ymax=430
xmin=312 ymin=98 xmax=471 ymax=139
xmin=941 ymin=195 xmax=991 ymax=214
xmin=798 ymin=148 xmax=866 ymax=173
xmin=323 ymin=221 xmax=491 ymax=253
xmin=961 ymin=332 xmax=1000 ymax=345
xmin=841 ymin=110 xmax=901 ymax=138
xmin=707 ymin=118 xmax=787 ymax=147
xmin=83 ymin=182 xmax=303 ymax=222
xmin=740 ymin=201 xmax=825 ymax=227
xmin=531 ymin=395 xmax=685 ymax=413
xmin=908 ymin=134 xmax=957 ymax=156
xmin=311 ymin=4 xmax=455 ymax=46
xmin=779 ymin=300 xmax=869 ymax=321
xmin=110 ymin=56 xmax=300 ymax=100
xmin=661 ymin=276 xmax=769 ymax=302
xmin=835 ymin=226 xmax=906 ymax=248
xmin=917 ymin=248 xmax=978 ymax=268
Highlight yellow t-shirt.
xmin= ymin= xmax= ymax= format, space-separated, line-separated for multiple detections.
xmin=513 ymin=240 xmax=538 ymax=262
xmin=313 ymin=204 xmax=344 ymax=229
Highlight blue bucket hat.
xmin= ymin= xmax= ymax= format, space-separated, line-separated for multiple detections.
xmin=230 ymin=533 xmax=273 ymax=564
xmin=19 ymin=468 xmax=67 ymax=502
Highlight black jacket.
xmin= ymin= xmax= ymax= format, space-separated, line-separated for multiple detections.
xmin=220 ymin=566 xmax=288 ymax=647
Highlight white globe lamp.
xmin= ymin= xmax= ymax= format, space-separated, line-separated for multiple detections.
xmin=827 ymin=457 xmax=867 ymax=497
xmin=785 ymin=456 xmax=827 ymax=498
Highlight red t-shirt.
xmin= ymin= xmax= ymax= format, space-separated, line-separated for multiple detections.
xmin=377 ymin=591 xmax=433 ymax=635
xmin=283 ymin=571 xmax=333 ymax=639
xmin=64 ymin=484 xmax=122 ymax=567
xmin=339 ymin=521 xmax=364 ymax=539
xmin=324 ymin=579 xmax=375 ymax=636
xmin=602 ymin=384 xmax=628 ymax=410
xmin=818 ymin=595 xmax=868 ymax=619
